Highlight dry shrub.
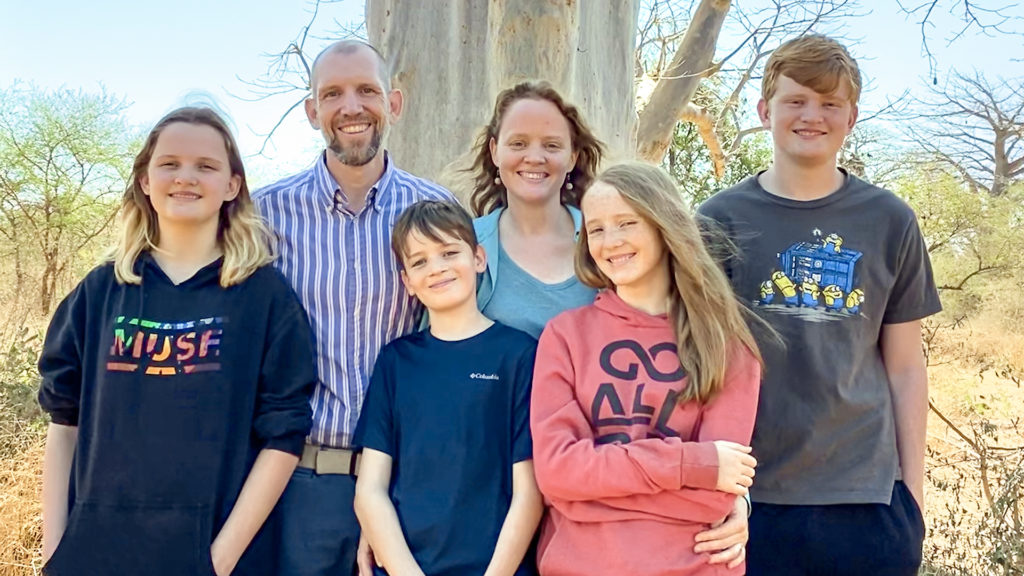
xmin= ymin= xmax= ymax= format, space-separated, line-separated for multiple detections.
xmin=0 ymin=313 xmax=47 ymax=575
xmin=922 ymin=308 xmax=1024 ymax=575
xmin=0 ymin=442 xmax=43 ymax=576
xmin=922 ymin=418 xmax=1023 ymax=576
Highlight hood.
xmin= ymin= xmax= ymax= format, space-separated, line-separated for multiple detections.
xmin=136 ymin=251 xmax=224 ymax=291
xmin=592 ymin=289 xmax=670 ymax=329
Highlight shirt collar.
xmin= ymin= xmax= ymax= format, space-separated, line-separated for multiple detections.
xmin=313 ymin=150 xmax=396 ymax=214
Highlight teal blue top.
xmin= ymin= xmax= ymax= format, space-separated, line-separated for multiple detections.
xmin=473 ymin=207 xmax=597 ymax=336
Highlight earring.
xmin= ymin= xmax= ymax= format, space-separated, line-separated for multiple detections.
xmin=564 ymin=175 xmax=574 ymax=191
xmin=494 ymin=174 xmax=502 ymax=186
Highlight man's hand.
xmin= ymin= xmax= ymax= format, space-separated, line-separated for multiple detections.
xmin=694 ymin=496 xmax=749 ymax=569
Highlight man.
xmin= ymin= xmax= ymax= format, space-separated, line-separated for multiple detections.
xmin=253 ymin=39 xmax=455 ymax=576
xmin=698 ymin=35 xmax=941 ymax=575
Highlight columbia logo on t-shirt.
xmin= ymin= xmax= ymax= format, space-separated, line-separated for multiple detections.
xmin=470 ymin=372 xmax=499 ymax=381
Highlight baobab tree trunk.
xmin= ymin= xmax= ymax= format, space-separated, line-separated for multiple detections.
xmin=367 ymin=0 xmax=638 ymax=195
xmin=368 ymin=0 xmax=735 ymax=192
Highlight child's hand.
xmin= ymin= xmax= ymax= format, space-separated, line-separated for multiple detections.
xmin=713 ymin=441 xmax=756 ymax=495
xmin=357 ymin=534 xmax=376 ymax=576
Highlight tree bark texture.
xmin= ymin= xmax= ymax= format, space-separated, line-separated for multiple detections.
xmin=635 ymin=0 xmax=730 ymax=162
xmin=367 ymin=0 xmax=639 ymax=195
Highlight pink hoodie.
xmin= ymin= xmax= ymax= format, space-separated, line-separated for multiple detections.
xmin=531 ymin=290 xmax=760 ymax=576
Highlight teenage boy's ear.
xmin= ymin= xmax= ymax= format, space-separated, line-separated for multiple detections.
xmin=757 ymin=98 xmax=771 ymax=129
xmin=846 ymin=104 xmax=860 ymax=133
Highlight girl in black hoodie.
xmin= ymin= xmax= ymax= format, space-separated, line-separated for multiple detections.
xmin=38 ymin=107 xmax=315 ymax=576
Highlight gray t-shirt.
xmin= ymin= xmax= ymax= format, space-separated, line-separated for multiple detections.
xmin=697 ymin=172 xmax=941 ymax=506
xmin=481 ymin=245 xmax=597 ymax=339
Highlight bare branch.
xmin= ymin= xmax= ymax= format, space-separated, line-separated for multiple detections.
xmin=903 ymin=70 xmax=1024 ymax=196
xmin=897 ymin=0 xmax=1024 ymax=78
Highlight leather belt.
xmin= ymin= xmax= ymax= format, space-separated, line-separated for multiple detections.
xmin=297 ymin=443 xmax=361 ymax=476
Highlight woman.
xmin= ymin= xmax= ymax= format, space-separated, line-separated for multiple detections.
xmin=467 ymin=81 xmax=604 ymax=339
xmin=466 ymin=83 xmax=749 ymax=567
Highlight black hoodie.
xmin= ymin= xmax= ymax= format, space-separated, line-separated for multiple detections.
xmin=39 ymin=254 xmax=315 ymax=576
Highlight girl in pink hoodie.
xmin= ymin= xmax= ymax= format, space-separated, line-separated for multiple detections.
xmin=531 ymin=162 xmax=762 ymax=576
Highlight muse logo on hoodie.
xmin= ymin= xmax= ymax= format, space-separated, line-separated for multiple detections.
xmin=107 ymin=315 xmax=224 ymax=375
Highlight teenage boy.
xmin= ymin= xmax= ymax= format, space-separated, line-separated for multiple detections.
xmin=698 ymin=35 xmax=941 ymax=575
xmin=353 ymin=201 xmax=542 ymax=576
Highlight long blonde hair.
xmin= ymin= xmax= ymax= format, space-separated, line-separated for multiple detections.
xmin=576 ymin=162 xmax=761 ymax=403
xmin=112 ymin=107 xmax=273 ymax=287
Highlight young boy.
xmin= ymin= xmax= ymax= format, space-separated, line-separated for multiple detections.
xmin=353 ymin=200 xmax=542 ymax=576
xmin=698 ymin=35 xmax=941 ymax=575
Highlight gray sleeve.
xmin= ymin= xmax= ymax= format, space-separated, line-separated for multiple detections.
xmin=883 ymin=216 xmax=942 ymax=324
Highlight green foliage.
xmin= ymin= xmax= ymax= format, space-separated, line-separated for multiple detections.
xmin=660 ymin=82 xmax=772 ymax=207
xmin=901 ymin=170 xmax=1023 ymax=283
xmin=0 ymin=83 xmax=136 ymax=314
xmin=0 ymin=326 xmax=46 ymax=459
xmin=898 ymin=169 xmax=1024 ymax=575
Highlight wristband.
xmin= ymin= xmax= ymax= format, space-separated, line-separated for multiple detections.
xmin=743 ymin=492 xmax=752 ymax=517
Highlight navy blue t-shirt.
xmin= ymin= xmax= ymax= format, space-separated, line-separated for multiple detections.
xmin=354 ymin=322 xmax=537 ymax=576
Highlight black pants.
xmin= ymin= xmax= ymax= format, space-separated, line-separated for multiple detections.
xmin=748 ymin=481 xmax=925 ymax=576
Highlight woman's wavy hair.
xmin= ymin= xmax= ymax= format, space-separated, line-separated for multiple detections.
xmin=112 ymin=106 xmax=273 ymax=287
xmin=575 ymin=162 xmax=762 ymax=404
xmin=467 ymin=81 xmax=606 ymax=216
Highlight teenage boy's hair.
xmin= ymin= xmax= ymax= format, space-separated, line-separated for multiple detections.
xmin=113 ymin=106 xmax=273 ymax=287
xmin=762 ymin=34 xmax=862 ymax=105
xmin=576 ymin=162 xmax=762 ymax=404
xmin=391 ymin=201 xmax=478 ymax=263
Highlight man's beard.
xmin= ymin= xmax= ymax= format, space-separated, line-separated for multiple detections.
xmin=327 ymin=121 xmax=386 ymax=167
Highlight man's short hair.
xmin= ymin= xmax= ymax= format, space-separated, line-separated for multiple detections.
xmin=309 ymin=39 xmax=391 ymax=94
xmin=391 ymin=201 xmax=479 ymax=264
xmin=762 ymin=34 xmax=862 ymax=105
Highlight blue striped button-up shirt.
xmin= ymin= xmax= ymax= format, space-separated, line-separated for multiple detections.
xmin=253 ymin=152 xmax=455 ymax=448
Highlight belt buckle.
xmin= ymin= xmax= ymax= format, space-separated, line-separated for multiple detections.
xmin=311 ymin=446 xmax=361 ymax=476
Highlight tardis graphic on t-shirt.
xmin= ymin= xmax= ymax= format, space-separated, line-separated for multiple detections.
xmin=754 ymin=229 xmax=866 ymax=319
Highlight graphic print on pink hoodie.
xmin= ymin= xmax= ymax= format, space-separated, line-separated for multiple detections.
xmin=531 ymin=290 xmax=760 ymax=576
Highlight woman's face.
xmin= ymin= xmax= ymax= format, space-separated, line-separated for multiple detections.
xmin=489 ymin=98 xmax=578 ymax=208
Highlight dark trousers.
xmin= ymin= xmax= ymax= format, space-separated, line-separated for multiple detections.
xmin=747 ymin=481 xmax=925 ymax=576
xmin=275 ymin=467 xmax=360 ymax=576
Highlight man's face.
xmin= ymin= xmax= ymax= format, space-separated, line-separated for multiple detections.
xmin=305 ymin=47 xmax=402 ymax=167
xmin=758 ymin=74 xmax=858 ymax=168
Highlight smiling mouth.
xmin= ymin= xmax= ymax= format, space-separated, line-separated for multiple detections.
xmin=519 ymin=171 xmax=549 ymax=181
xmin=169 ymin=192 xmax=201 ymax=200
xmin=607 ymin=254 xmax=635 ymax=265
xmin=794 ymin=129 xmax=826 ymax=137
xmin=339 ymin=123 xmax=372 ymax=135
xmin=429 ymin=278 xmax=457 ymax=290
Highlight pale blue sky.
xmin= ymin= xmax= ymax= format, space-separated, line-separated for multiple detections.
xmin=2 ymin=1 xmax=1021 ymax=187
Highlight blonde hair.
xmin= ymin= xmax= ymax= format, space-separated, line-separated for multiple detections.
xmin=576 ymin=162 xmax=761 ymax=403
xmin=112 ymin=107 xmax=273 ymax=287
xmin=762 ymin=34 xmax=862 ymax=105
xmin=467 ymin=81 xmax=606 ymax=216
